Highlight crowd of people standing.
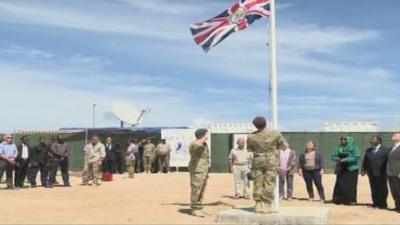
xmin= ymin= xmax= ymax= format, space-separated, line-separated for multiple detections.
xmin=0 ymin=133 xmax=172 ymax=189
xmin=227 ymin=132 xmax=400 ymax=213
xmin=0 ymin=134 xmax=71 ymax=189
xmin=2 ymin=128 xmax=400 ymax=215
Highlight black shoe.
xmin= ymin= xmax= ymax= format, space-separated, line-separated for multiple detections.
xmin=31 ymin=185 xmax=37 ymax=188
xmin=376 ymin=204 xmax=387 ymax=209
xmin=64 ymin=184 xmax=72 ymax=187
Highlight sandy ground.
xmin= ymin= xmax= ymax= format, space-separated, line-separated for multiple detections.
xmin=0 ymin=172 xmax=399 ymax=224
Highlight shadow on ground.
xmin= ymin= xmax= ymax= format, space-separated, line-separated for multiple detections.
xmin=165 ymin=201 xmax=235 ymax=216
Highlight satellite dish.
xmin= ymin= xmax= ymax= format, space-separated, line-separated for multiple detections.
xmin=111 ymin=102 xmax=151 ymax=127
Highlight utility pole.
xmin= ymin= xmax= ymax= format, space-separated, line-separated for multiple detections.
xmin=92 ymin=104 xmax=96 ymax=128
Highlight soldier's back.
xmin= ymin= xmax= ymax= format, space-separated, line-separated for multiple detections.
xmin=248 ymin=128 xmax=281 ymax=153
xmin=247 ymin=128 xmax=282 ymax=170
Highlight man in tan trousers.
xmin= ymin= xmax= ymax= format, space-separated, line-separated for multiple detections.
xmin=82 ymin=135 xmax=106 ymax=186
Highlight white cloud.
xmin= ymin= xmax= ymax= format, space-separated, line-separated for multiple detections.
xmin=0 ymin=66 xmax=195 ymax=132
xmin=279 ymin=24 xmax=380 ymax=54
xmin=0 ymin=1 xmax=187 ymax=41
xmin=190 ymin=117 xmax=214 ymax=129
xmin=120 ymin=0 xmax=205 ymax=15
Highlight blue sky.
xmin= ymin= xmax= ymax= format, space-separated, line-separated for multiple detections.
xmin=0 ymin=0 xmax=399 ymax=132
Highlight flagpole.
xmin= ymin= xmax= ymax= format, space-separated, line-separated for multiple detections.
xmin=269 ymin=0 xmax=280 ymax=211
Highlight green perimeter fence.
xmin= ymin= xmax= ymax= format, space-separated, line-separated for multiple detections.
xmin=10 ymin=131 xmax=396 ymax=173
xmin=210 ymin=132 xmax=396 ymax=173
xmin=13 ymin=130 xmax=160 ymax=172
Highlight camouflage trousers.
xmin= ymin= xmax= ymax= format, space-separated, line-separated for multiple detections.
xmin=82 ymin=161 xmax=101 ymax=184
xmin=126 ymin=160 xmax=135 ymax=178
xmin=252 ymin=169 xmax=276 ymax=203
xmin=143 ymin=156 xmax=152 ymax=173
xmin=190 ymin=172 xmax=208 ymax=210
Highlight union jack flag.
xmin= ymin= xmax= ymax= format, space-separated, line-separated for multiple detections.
xmin=190 ymin=0 xmax=271 ymax=52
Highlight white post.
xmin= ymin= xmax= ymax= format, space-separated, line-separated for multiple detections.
xmin=269 ymin=0 xmax=280 ymax=211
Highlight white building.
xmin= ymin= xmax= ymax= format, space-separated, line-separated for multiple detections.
xmin=324 ymin=121 xmax=378 ymax=132
xmin=210 ymin=123 xmax=257 ymax=134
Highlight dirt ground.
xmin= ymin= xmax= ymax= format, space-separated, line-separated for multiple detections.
xmin=0 ymin=172 xmax=399 ymax=224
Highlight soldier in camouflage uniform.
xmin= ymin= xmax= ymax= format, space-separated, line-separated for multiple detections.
xmin=188 ymin=129 xmax=210 ymax=217
xmin=247 ymin=117 xmax=284 ymax=214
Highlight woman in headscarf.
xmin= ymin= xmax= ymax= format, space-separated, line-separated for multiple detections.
xmin=331 ymin=135 xmax=361 ymax=205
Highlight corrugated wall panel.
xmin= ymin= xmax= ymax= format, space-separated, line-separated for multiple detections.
xmin=210 ymin=132 xmax=395 ymax=173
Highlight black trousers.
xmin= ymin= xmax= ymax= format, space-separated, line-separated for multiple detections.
xmin=368 ymin=174 xmax=388 ymax=208
xmin=14 ymin=159 xmax=28 ymax=188
xmin=0 ymin=159 xmax=15 ymax=188
xmin=115 ymin=154 xmax=125 ymax=174
xmin=388 ymin=176 xmax=400 ymax=211
xmin=333 ymin=170 xmax=359 ymax=204
xmin=28 ymin=162 xmax=49 ymax=186
xmin=106 ymin=159 xmax=116 ymax=173
xmin=303 ymin=169 xmax=325 ymax=200
xmin=135 ymin=152 xmax=143 ymax=173
xmin=48 ymin=159 xmax=70 ymax=186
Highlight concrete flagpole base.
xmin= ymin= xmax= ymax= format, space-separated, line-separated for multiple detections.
xmin=216 ymin=206 xmax=329 ymax=225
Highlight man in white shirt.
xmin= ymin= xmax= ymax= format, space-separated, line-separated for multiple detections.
xmin=15 ymin=135 xmax=31 ymax=188
xmin=126 ymin=139 xmax=138 ymax=178
xmin=229 ymin=138 xmax=252 ymax=199
xmin=104 ymin=137 xmax=117 ymax=174
xmin=0 ymin=134 xmax=18 ymax=189
xmin=361 ymin=136 xmax=390 ymax=208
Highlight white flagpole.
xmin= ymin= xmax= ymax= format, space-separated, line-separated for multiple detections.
xmin=269 ymin=0 xmax=280 ymax=211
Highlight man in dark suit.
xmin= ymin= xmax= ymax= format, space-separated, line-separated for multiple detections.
xmin=28 ymin=137 xmax=50 ymax=188
xmin=104 ymin=137 xmax=117 ymax=173
xmin=15 ymin=135 xmax=31 ymax=188
xmin=361 ymin=135 xmax=390 ymax=208
xmin=387 ymin=132 xmax=400 ymax=212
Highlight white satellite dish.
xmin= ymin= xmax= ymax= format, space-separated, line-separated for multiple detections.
xmin=111 ymin=102 xmax=150 ymax=127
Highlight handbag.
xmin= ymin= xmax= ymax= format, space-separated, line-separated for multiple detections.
xmin=102 ymin=172 xmax=113 ymax=182
xmin=247 ymin=169 xmax=254 ymax=180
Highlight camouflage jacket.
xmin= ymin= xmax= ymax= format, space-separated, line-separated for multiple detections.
xmin=247 ymin=128 xmax=284 ymax=171
xmin=188 ymin=142 xmax=210 ymax=173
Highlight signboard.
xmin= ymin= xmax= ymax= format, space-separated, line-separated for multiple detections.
xmin=161 ymin=129 xmax=211 ymax=167
xmin=161 ymin=129 xmax=194 ymax=167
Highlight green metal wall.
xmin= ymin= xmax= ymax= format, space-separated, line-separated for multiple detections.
xmin=14 ymin=130 xmax=161 ymax=171
xmin=14 ymin=132 xmax=87 ymax=171
xmin=13 ymin=131 xmax=395 ymax=173
xmin=210 ymin=132 xmax=395 ymax=173
xmin=210 ymin=134 xmax=232 ymax=173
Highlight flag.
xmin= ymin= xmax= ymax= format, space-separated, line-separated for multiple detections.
xmin=190 ymin=0 xmax=271 ymax=52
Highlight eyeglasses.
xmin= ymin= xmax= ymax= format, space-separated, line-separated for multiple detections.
xmin=5 ymin=137 xmax=13 ymax=139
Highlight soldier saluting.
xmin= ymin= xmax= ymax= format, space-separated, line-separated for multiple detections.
xmin=247 ymin=116 xmax=285 ymax=214
xmin=188 ymin=129 xmax=210 ymax=217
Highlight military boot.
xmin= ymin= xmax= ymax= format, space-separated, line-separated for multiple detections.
xmin=254 ymin=201 xmax=263 ymax=213
xmin=261 ymin=202 xmax=277 ymax=214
